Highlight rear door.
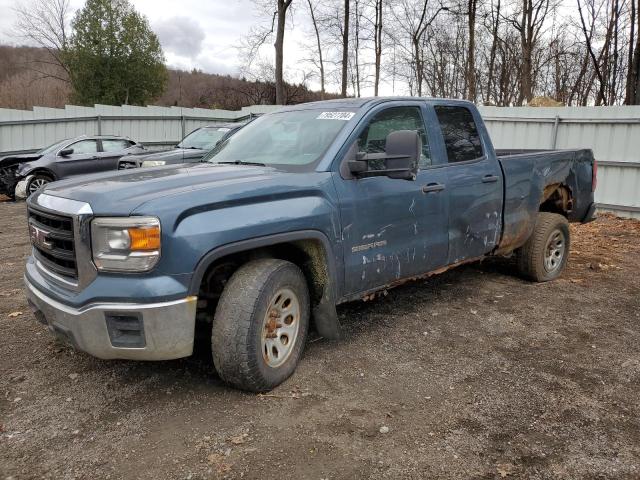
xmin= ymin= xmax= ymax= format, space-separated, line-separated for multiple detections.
xmin=55 ymin=139 xmax=99 ymax=177
xmin=99 ymin=138 xmax=135 ymax=170
xmin=433 ymin=104 xmax=503 ymax=263
xmin=333 ymin=102 xmax=449 ymax=296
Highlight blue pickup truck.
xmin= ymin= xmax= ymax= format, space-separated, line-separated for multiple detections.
xmin=24 ymin=97 xmax=596 ymax=392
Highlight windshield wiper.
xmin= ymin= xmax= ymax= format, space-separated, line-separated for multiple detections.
xmin=217 ymin=160 xmax=266 ymax=166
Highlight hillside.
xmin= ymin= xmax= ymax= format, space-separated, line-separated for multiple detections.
xmin=0 ymin=45 xmax=333 ymax=110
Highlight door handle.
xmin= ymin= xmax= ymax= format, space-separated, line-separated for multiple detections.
xmin=482 ymin=174 xmax=499 ymax=183
xmin=421 ymin=183 xmax=445 ymax=193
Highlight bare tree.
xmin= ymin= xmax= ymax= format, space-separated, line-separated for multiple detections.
xmin=626 ymin=0 xmax=640 ymax=103
xmin=389 ymin=0 xmax=448 ymax=96
xmin=373 ymin=0 xmax=383 ymax=95
xmin=13 ymin=0 xmax=71 ymax=83
xmin=508 ymin=0 xmax=555 ymax=104
xmin=466 ymin=0 xmax=478 ymax=100
xmin=240 ymin=0 xmax=293 ymax=104
xmin=275 ymin=0 xmax=294 ymax=104
xmin=305 ymin=0 xmax=326 ymax=98
xmin=341 ymin=0 xmax=350 ymax=96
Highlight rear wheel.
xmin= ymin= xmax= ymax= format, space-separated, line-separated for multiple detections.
xmin=27 ymin=174 xmax=53 ymax=196
xmin=516 ymin=212 xmax=570 ymax=282
xmin=211 ymin=258 xmax=310 ymax=392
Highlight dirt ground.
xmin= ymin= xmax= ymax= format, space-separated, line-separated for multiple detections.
xmin=1 ymin=200 xmax=639 ymax=480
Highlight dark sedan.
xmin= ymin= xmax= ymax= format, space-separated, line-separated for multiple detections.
xmin=117 ymin=122 xmax=248 ymax=170
xmin=0 ymin=135 xmax=145 ymax=198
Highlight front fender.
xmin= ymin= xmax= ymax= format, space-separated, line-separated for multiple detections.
xmin=188 ymin=230 xmax=343 ymax=340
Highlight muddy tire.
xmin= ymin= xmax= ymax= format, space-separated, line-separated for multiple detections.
xmin=211 ymin=258 xmax=310 ymax=392
xmin=27 ymin=174 xmax=53 ymax=196
xmin=516 ymin=212 xmax=570 ymax=282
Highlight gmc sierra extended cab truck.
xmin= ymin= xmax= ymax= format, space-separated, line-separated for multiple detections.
xmin=24 ymin=97 xmax=597 ymax=392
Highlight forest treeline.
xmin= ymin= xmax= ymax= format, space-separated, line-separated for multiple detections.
xmin=2 ymin=0 xmax=639 ymax=109
xmin=0 ymin=45 xmax=331 ymax=110
xmin=248 ymin=0 xmax=639 ymax=106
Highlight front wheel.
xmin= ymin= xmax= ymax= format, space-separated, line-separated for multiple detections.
xmin=27 ymin=174 xmax=53 ymax=196
xmin=516 ymin=212 xmax=570 ymax=282
xmin=211 ymin=258 xmax=310 ymax=392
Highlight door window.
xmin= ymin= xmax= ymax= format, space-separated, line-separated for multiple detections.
xmin=66 ymin=140 xmax=98 ymax=154
xmin=357 ymin=106 xmax=431 ymax=168
xmin=102 ymin=139 xmax=132 ymax=152
xmin=434 ymin=106 xmax=484 ymax=163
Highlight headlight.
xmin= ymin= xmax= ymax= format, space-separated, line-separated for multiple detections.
xmin=91 ymin=217 xmax=161 ymax=272
xmin=141 ymin=160 xmax=166 ymax=167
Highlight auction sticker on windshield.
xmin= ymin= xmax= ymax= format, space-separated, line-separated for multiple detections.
xmin=316 ymin=112 xmax=355 ymax=120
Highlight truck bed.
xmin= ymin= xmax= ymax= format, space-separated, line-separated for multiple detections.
xmin=494 ymin=148 xmax=595 ymax=253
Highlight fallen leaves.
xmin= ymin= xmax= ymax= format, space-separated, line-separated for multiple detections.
xmin=206 ymin=453 xmax=232 ymax=474
xmin=228 ymin=433 xmax=249 ymax=445
xmin=496 ymin=463 xmax=515 ymax=477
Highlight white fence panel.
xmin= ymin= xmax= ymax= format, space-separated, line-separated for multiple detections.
xmin=0 ymin=104 xmax=281 ymax=154
xmin=479 ymin=105 xmax=640 ymax=220
xmin=1 ymin=103 xmax=639 ymax=219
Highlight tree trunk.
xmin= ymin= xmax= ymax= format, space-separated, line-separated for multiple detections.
xmin=341 ymin=0 xmax=349 ymax=97
xmin=374 ymin=0 xmax=382 ymax=96
xmin=519 ymin=0 xmax=531 ymax=105
xmin=307 ymin=0 xmax=325 ymax=99
xmin=467 ymin=0 xmax=477 ymax=101
xmin=354 ymin=0 xmax=361 ymax=97
xmin=627 ymin=0 xmax=640 ymax=104
xmin=486 ymin=0 xmax=501 ymax=104
xmin=274 ymin=0 xmax=292 ymax=105
xmin=414 ymin=37 xmax=423 ymax=97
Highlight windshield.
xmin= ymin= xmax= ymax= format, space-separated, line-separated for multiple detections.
xmin=178 ymin=128 xmax=228 ymax=150
xmin=204 ymin=110 xmax=355 ymax=169
xmin=38 ymin=139 xmax=70 ymax=155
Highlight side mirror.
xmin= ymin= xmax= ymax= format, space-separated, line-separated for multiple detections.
xmin=59 ymin=148 xmax=73 ymax=156
xmin=347 ymin=130 xmax=420 ymax=180
xmin=384 ymin=130 xmax=420 ymax=180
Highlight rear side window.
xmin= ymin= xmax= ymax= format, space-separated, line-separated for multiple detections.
xmin=434 ymin=106 xmax=483 ymax=163
xmin=102 ymin=139 xmax=132 ymax=152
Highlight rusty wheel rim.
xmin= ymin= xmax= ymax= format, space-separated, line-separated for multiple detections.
xmin=544 ymin=229 xmax=565 ymax=273
xmin=261 ymin=288 xmax=300 ymax=368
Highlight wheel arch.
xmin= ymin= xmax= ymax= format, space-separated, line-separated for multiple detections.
xmin=26 ymin=167 xmax=57 ymax=181
xmin=190 ymin=230 xmax=342 ymax=339
xmin=539 ymin=183 xmax=573 ymax=216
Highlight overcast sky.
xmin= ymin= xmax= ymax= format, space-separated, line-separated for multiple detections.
xmin=0 ymin=0 xmax=381 ymax=95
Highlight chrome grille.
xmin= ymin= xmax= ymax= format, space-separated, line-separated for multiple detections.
xmin=28 ymin=207 xmax=77 ymax=279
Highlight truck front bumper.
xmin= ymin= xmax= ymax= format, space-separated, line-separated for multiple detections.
xmin=25 ymin=277 xmax=197 ymax=361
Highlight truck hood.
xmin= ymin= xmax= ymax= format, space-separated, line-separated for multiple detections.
xmin=41 ymin=162 xmax=288 ymax=215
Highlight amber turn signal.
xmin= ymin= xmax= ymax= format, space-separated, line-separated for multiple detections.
xmin=128 ymin=226 xmax=160 ymax=251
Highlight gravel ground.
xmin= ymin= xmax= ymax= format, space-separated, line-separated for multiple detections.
xmin=1 ymin=200 xmax=639 ymax=480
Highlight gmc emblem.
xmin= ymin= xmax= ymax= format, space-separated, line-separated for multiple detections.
xmin=29 ymin=224 xmax=54 ymax=251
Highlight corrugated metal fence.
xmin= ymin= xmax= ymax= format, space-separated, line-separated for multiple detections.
xmin=1 ymin=103 xmax=638 ymax=219
xmin=478 ymin=105 xmax=640 ymax=220
xmin=0 ymin=104 xmax=280 ymax=156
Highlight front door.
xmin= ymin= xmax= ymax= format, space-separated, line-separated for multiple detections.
xmin=333 ymin=103 xmax=449 ymax=296
xmin=56 ymin=139 xmax=100 ymax=177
